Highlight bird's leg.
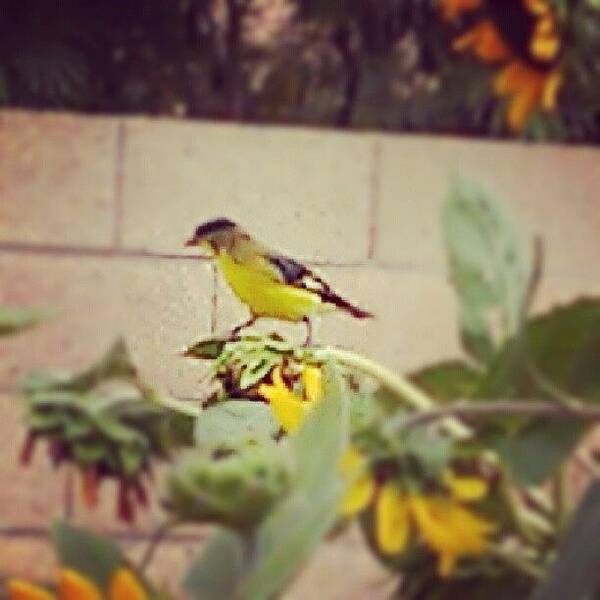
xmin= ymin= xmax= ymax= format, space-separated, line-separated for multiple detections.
xmin=302 ymin=316 xmax=312 ymax=347
xmin=230 ymin=315 xmax=258 ymax=338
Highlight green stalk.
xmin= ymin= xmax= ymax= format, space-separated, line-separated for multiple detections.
xmin=324 ymin=347 xmax=472 ymax=439
xmin=140 ymin=385 xmax=201 ymax=418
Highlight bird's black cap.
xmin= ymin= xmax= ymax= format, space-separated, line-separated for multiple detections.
xmin=193 ymin=218 xmax=236 ymax=239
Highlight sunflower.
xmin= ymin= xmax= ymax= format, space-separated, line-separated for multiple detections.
xmin=8 ymin=569 xmax=146 ymax=600
xmin=341 ymin=448 xmax=496 ymax=577
xmin=440 ymin=0 xmax=564 ymax=131
xmin=258 ymin=364 xmax=322 ymax=432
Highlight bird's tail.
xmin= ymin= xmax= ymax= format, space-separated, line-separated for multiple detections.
xmin=319 ymin=290 xmax=373 ymax=319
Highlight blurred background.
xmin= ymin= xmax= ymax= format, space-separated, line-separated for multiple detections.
xmin=2 ymin=0 xmax=600 ymax=140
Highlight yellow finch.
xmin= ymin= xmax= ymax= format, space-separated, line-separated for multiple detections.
xmin=185 ymin=218 xmax=372 ymax=343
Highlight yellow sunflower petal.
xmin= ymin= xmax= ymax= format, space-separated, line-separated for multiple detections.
xmin=376 ymin=482 xmax=411 ymax=555
xmin=302 ymin=366 xmax=322 ymax=404
xmin=259 ymin=366 xmax=309 ymax=432
xmin=7 ymin=581 xmax=56 ymax=600
xmin=531 ymin=33 xmax=560 ymax=62
xmin=439 ymin=0 xmax=482 ymax=21
xmin=524 ymin=0 xmax=552 ymax=15
xmin=542 ymin=70 xmax=563 ymax=110
xmin=259 ymin=382 xmax=307 ymax=432
xmin=341 ymin=474 xmax=376 ymax=517
xmin=452 ymin=20 xmax=511 ymax=63
xmin=410 ymin=495 xmax=496 ymax=577
xmin=506 ymin=81 xmax=542 ymax=132
xmin=443 ymin=469 xmax=489 ymax=502
xmin=58 ymin=570 xmax=102 ymax=600
xmin=438 ymin=553 xmax=459 ymax=578
xmin=109 ymin=569 xmax=147 ymax=600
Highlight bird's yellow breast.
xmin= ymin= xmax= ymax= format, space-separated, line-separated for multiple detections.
xmin=217 ymin=254 xmax=327 ymax=321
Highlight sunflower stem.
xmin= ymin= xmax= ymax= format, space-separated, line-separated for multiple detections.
xmin=324 ymin=347 xmax=471 ymax=439
xmin=552 ymin=464 xmax=570 ymax=534
xmin=138 ymin=518 xmax=181 ymax=574
xmin=138 ymin=382 xmax=201 ymax=418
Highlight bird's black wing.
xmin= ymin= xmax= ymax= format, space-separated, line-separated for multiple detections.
xmin=268 ymin=255 xmax=372 ymax=319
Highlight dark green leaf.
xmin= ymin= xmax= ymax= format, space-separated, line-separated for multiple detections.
xmin=52 ymin=521 xmax=125 ymax=588
xmin=0 ymin=306 xmax=46 ymax=336
xmin=488 ymin=419 xmax=583 ymax=486
xmin=409 ymin=360 xmax=483 ymax=403
xmin=480 ymin=298 xmax=600 ymax=400
xmin=184 ymin=338 xmax=228 ymax=360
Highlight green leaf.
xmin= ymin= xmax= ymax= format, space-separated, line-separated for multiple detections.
xmin=479 ymin=298 xmax=600 ymax=400
xmin=52 ymin=521 xmax=125 ymax=588
xmin=532 ymin=480 xmax=600 ymax=600
xmin=409 ymin=360 xmax=483 ymax=403
xmin=238 ymin=363 xmax=350 ymax=599
xmin=184 ymin=338 xmax=228 ymax=360
xmin=119 ymin=445 xmax=144 ymax=476
xmin=72 ymin=442 xmax=107 ymax=464
xmin=184 ymin=528 xmax=247 ymax=600
xmin=442 ymin=180 xmax=532 ymax=363
xmin=488 ymin=419 xmax=583 ymax=486
xmin=194 ymin=401 xmax=279 ymax=451
xmin=0 ymin=306 xmax=46 ymax=336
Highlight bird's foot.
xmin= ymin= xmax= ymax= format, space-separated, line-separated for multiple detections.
xmin=302 ymin=316 xmax=313 ymax=347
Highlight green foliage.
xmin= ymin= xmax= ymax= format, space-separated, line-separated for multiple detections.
xmin=489 ymin=420 xmax=583 ymax=486
xmin=183 ymin=529 xmax=247 ymax=600
xmin=165 ymin=443 xmax=292 ymax=529
xmin=409 ymin=361 xmax=484 ymax=403
xmin=20 ymin=339 xmax=190 ymax=521
xmin=184 ymin=363 xmax=350 ymax=600
xmin=194 ymin=401 xmax=279 ymax=451
xmin=443 ymin=180 xmax=533 ymax=364
xmin=0 ymin=306 xmax=46 ymax=336
xmin=52 ymin=521 xmax=126 ymax=588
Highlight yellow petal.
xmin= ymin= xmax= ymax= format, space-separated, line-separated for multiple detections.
xmin=58 ymin=570 xmax=102 ymax=600
xmin=376 ymin=482 xmax=411 ymax=555
xmin=340 ymin=447 xmax=364 ymax=477
xmin=302 ymin=366 xmax=322 ymax=404
xmin=259 ymin=366 xmax=309 ymax=432
xmin=452 ymin=20 xmax=511 ymax=63
xmin=438 ymin=553 xmax=458 ymax=578
xmin=341 ymin=474 xmax=376 ymax=517
xmin=7 ymin=581 xmax=56 ymax=600
xmin=507 ymin=82 xmax=541 ymax=132
xmin=530 ymin=34 xmax=560 ymax=62
xmin=439 ymin=0 xmax=482 ymax=21
xmin=410 ymin=495 xmax=496 ymax=577
xmin=259 ymin=382 xmax=307 ymax=432
xmin=542 ymin=70 xmax=563 ymax=110
xmin=524 ymin=0 xmax=551 ymax=15
xmin=443 ymin=469 xmax=488 ymax=502
xmin=109 ymin=570 xmax=147 ymax=600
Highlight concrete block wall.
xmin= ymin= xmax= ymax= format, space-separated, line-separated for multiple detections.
xmin=1 ymin=109 xmax=599 ymax=591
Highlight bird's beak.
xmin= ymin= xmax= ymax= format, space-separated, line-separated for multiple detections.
xmin=184 ymin=237 xmax=198 ymax=248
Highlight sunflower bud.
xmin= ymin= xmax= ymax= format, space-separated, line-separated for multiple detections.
xmin=164 ymin=444 xmax=292 ymax=529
